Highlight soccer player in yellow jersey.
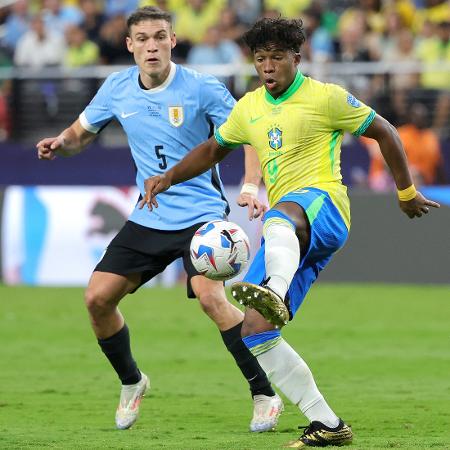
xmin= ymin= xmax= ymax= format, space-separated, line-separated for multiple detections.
xmin=140 ymin=17 xmax=439 ymax=447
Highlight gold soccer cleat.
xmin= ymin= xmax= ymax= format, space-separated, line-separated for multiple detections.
xmin=231 ymin=282 xmax=289 ymax=328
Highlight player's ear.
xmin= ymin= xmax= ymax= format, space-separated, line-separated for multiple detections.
xmin=294 ymin=52 xmax=301 ymax=66
xmin=126 ymin=36 xmax=133 ymax=53
xmin=171 ymin=32 xmax=177 ymax=49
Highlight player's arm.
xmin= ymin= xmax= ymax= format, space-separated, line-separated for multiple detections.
xmin=139 ymin=136 xmax=233 ymax=210
xmin=363 ymin=114 xmax=440 ymax=218
xmin=36 ymin=118 xmax=97 ymax=160
xmin=238 ymin=145 xmax=267 ymax=220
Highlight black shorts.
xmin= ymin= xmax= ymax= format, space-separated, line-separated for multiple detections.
xmin=95 ymin=220 xmax=205 ymax=298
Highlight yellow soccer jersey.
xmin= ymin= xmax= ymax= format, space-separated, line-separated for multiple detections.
xmin=215 ymin=72 xmax=375 ymax=228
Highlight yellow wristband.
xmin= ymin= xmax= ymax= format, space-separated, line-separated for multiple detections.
xmin=397 ymin=184 xmax=417 ymax=201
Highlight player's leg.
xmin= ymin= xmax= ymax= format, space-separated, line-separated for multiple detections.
xmin=242 ymin=311 xmax=352 ymax=448
xmin=232 ymin=202 xmax=307 ymax=327
xmin=84 ymin=221 xmax=167 ymax=430
xmin=239 ymin=195 xmax=352 ymax=446
xmin=188 ymin=273 xmax=283 ymax=432
xmin=85 ymin=270 xmax=150 ymax=430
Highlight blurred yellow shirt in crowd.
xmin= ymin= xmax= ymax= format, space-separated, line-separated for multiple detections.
xmin=416 ymin=37 xmax=450 ymax=90
xmin=174 ymin=0 xmax=225 ymax=44
xmin=264 ymin=0 xmax=311 ymax=17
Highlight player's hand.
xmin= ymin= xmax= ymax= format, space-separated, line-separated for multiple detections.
xmin=399 ymin=191 xmax=440 ymax=218
xmin=36 ymin=136 xmax=64 ymax=160
xmin=139 ymin=173 xmax=172 ymax=211
xmin=237 ymin=192 xmax=267 ymax=220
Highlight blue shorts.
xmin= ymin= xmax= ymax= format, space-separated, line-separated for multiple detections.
xmin=243 ymin=188 xmax=349 ymax=318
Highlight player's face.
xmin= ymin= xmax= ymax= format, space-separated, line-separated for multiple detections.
xmin=127 ymin=19 xmax=176 ymax=84
xmin=253 ymin=47 xmax=301 ymax=98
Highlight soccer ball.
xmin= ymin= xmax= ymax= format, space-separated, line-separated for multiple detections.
xmin=190 ymin=220 xmax=250 ymax=281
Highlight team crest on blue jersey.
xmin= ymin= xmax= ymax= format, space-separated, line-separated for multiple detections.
xmin=347 ymin=94 xmax=360 ymax=108
xmin=168 ymin=106 xmax=184 ymax=127
xmin=268 ymin=126 xmax=283 ymax=150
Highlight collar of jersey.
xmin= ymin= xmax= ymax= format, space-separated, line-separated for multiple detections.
xmin=140 ymin=61 xmax=177 ymax=94
xmin=264 ymin=71 xmax=305 ymax=105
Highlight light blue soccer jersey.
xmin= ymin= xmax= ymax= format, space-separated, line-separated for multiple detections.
xmin=80 ymin=62 xmax=234 ymax=230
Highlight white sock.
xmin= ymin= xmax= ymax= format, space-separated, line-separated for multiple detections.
xmin=257 ymin=338 xmax=340 ymax=428
xmin=263 ymin=218 xmax=300 ymax=299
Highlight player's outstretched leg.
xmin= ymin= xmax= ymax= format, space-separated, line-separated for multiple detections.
xmin=191 ymin=275 xmax=283 ymax=432
xmin=233 ymin=209 xmax=301 ymax=327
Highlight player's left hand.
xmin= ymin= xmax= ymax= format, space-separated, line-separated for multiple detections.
xmin=139 ymin=174 xmax=172 ymax=211
xmin=399 ymin=191 xmax=440 ymax=218
xmin=237 ymin=192 xmax=267 ymax=220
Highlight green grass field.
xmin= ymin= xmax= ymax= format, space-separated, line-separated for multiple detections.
xmin=0 ymin=284 xmax=449 ymax=449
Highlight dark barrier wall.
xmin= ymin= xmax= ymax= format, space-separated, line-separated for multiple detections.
xmin=1 ymin=140 xmax=450 ymax=187
xmin=321 ymin=191 xmax=450 ymax=284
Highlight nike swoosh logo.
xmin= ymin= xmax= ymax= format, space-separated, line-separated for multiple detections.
xmin=121 ymin=111 xmax=139 ymax=119
xmin=250 ymin=115 xmax=264 ymax=124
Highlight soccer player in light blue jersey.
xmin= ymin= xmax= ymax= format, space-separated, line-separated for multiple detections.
xmin=36 ymin=6 xmax=283 ymax=432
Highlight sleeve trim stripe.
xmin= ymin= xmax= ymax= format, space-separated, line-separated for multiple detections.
xmin=214 ymin=129 xmax=240 ymax=148
xmin=79 ymin=112 xmax=100 ymax=134
xmin=352 ymin=109 xmax=376 ymax=137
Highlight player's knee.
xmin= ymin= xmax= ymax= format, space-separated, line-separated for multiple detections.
xmin=84 ymin=287 xmax=115 ymax=316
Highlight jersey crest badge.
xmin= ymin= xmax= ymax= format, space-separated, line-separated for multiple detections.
xmin=268 ymin=127 xmax=283 ymax=150
xmin=168 ymin=106 xmax=184 ymax=127
xmin=347 ymin=94 xmax=360 ymax=108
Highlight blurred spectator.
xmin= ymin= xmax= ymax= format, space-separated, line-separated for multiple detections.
xmin=302 ymin=6 xmax=335 ymax=62
xmin=2 ymin=0 xmax=31 ymax=54
xmin=337 ymin=18 xmax=371 ymax=63
xmin=228 ymin=0 xmax=261 ymax=25
xmin=79 ymin=0 xmax=106 ymax=43
xmin=263 ymin=0 xmax=311 ymax=18
xmin=98 ymin=14 xmax=132 ymax=64
xmin=382 ymin=28 xmax=420 ymax=123
xmin=217 ymin=7 xmax=247 ymax=43
xmin=366 ymin=103 xmax=446 ymax=188
xmin=64 ymin=24 xmax=99 ymax=67
xmin=14 ymin=13 xmax=65 ymax=68
xmin=415 ymin=20 xmax=450 ymax=135
xmin=175 ymin=0 xmax=225 ymax=46
xmin=41 ymin=0 xmax=83 ymax=35
xmin=414 ymin=0 xmax=450 ymax=31
xmin=339 ymin=0 xmax=385 ymax=36
xmin=187 ymin=24 xmax=243 ymax=82
xmin=139 ymin=0 xmax=183 ymax=11
xmin=104 ymin=0 xmax=139 ymax=18
xmin=416 ymin=20 xmax=450 ymax=90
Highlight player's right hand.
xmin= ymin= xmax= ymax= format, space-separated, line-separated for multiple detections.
xmin=139 ymin=173 xmax=172 ymax=211
xmin=36 ymin=136 xmax=64 ymax=160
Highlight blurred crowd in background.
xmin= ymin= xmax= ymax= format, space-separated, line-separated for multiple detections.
xmin=0 ymin=0 xmax=449 ymax=188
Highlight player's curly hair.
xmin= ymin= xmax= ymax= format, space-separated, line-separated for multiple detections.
xmin=243 ymin=17 xmax=306 ymax=54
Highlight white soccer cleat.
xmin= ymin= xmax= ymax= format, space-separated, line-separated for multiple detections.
xmin=250 ymin=393 xmax=284 ymax=432
xmin=115 ymin=372 xmax=150 ymax=430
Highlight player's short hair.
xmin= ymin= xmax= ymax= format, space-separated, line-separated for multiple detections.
xmin=243 ymin=17 xmax=306 ymax=54
xmin=127 ymin=6 xmax=172 ymax=34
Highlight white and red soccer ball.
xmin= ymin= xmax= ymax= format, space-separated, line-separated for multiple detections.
xmin=190 ymin=220 xmax=250 ymax=281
